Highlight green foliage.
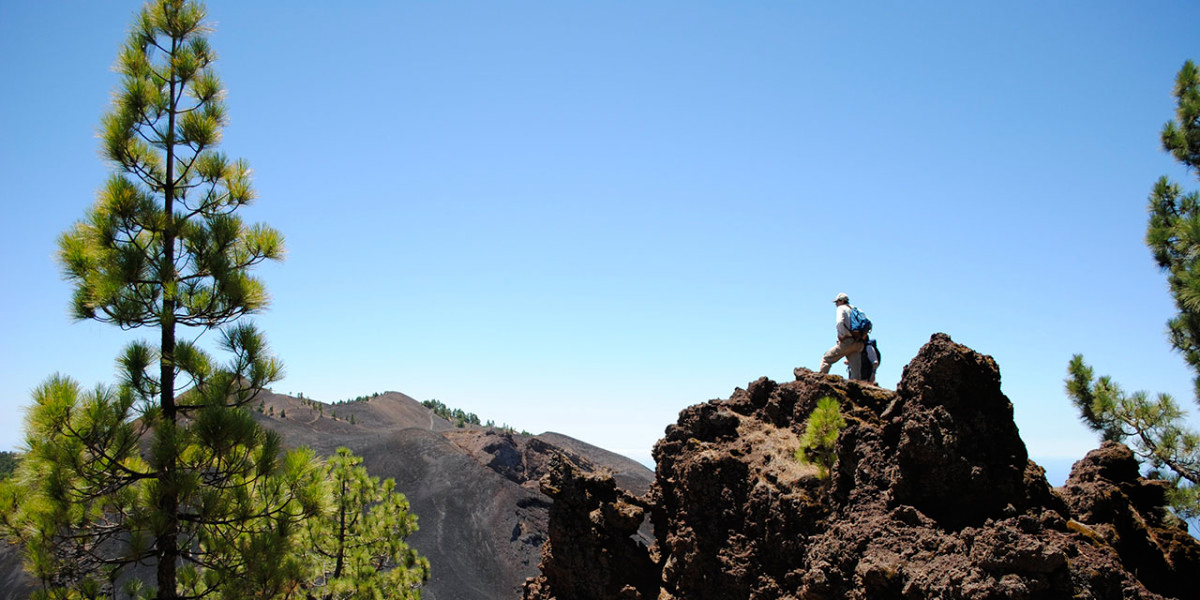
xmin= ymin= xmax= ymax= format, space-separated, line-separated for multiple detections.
xmin=2 ymin=3 xmax=432 ymax=596
xmin=1067 ymin=358 xmax=1200 ymax=520
xmin=1148 ymin=60 xmax=1200 ymax=392
xmin=421 ymin=399 xmax=530 ymax=433
xmin=2 ymin=375 xmax=329 ymax=599
xmin=1065 ymin=356 xmax=1127 ymax=443
xmin=334 ymin=392 xmax=382 ymax=405
xmin=298 ymin=448 xmax=430 ymax=600
xmin=1066 ymin=60 xmax=1200 ymax=524
xmin=0 ymin=451 xmax=17 ymax=480
xmin=62 ymin=10 xmax=283 ymax=333
xmin=421 ymin=399 xmax=480 ymax=426
xmin=795 ymin=397 xmax=846 ymax=479
xmin=0 ymin=3 xmax=401 ymax=599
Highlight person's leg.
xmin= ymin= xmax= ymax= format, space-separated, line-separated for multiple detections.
xmin=818 ymin=343 xmax=842 ymax=373
xmin=820 ymin=338 xmax=860 ymax=375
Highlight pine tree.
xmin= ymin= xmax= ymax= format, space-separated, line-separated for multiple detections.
xmin=0 ymin=452 xmax=18 ymax=480
xmin=795 ymin=397 xmax=846 ymax=479
xmin=299 ymin=448 xmax=430 ymax=600
xmin=0 ymin=2 xmax=326 ymax=598
xmin=1067 ymin=60 xmax=1200 ymax=522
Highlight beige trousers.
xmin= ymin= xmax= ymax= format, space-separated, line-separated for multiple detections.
xmin=819 ymin=337 xmax=865 ymax=379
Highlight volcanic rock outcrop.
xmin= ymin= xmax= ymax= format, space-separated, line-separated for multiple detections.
xmin=524 ymin=333 xmax=1200 ymax=600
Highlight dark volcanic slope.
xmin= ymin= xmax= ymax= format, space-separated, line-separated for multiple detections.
xmin=359 ymin=428 xmax=550 ymax=600
xmin=0 ymin=544 xmax=30 ymax=600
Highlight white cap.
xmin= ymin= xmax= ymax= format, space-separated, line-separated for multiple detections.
xmin=833 ymin=293 xmax=849 ymax=303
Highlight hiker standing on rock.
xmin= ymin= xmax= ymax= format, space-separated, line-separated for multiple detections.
xmin=819 ymin=293 xmax=865 ymax=379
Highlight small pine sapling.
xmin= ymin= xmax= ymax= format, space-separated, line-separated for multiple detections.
xmin=795 ymin=397 xmax=847 ymax=479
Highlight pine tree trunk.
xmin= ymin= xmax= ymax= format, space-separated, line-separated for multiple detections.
xmin=157 ymin=63 xmax=181 ymax=600
xmin=334 ymin=477 xmax=348 ymax=580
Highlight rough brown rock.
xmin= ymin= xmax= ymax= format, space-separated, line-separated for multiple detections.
xmin=1058 ymin=441 xmax=1200 ymax=599
xmin=525 ymin=333 xmax=1200 ymax=600
xmin=522 ymin=454 xmax=658 ymax=600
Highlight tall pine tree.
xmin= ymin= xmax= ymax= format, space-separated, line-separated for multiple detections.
xmin=0 ymin=2 xmax=428 ymax=599
xmin=1067 ymin=60 xmax=1200 ymax=523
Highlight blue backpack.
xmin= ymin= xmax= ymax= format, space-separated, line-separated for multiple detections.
xmin=848 ymin=306 xmax=872 ymax=338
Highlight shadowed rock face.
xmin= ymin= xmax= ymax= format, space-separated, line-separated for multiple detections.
xmin=522 ymin=455 xmax=659 ymax=600
xmin=524 ymin=333 xmax=1200 ymax=600
xmin=890 ymin=337 xmax=1032 ymax=529
xmin=1058 ymin=441 xmax=1200 ymax=600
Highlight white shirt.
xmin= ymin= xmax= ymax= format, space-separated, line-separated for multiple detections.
xmin=835 ymin=303 xmax=853 ymax=339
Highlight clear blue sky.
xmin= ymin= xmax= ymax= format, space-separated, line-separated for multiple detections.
xmin=2 ymin=1 xmax=1198 ymax=485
